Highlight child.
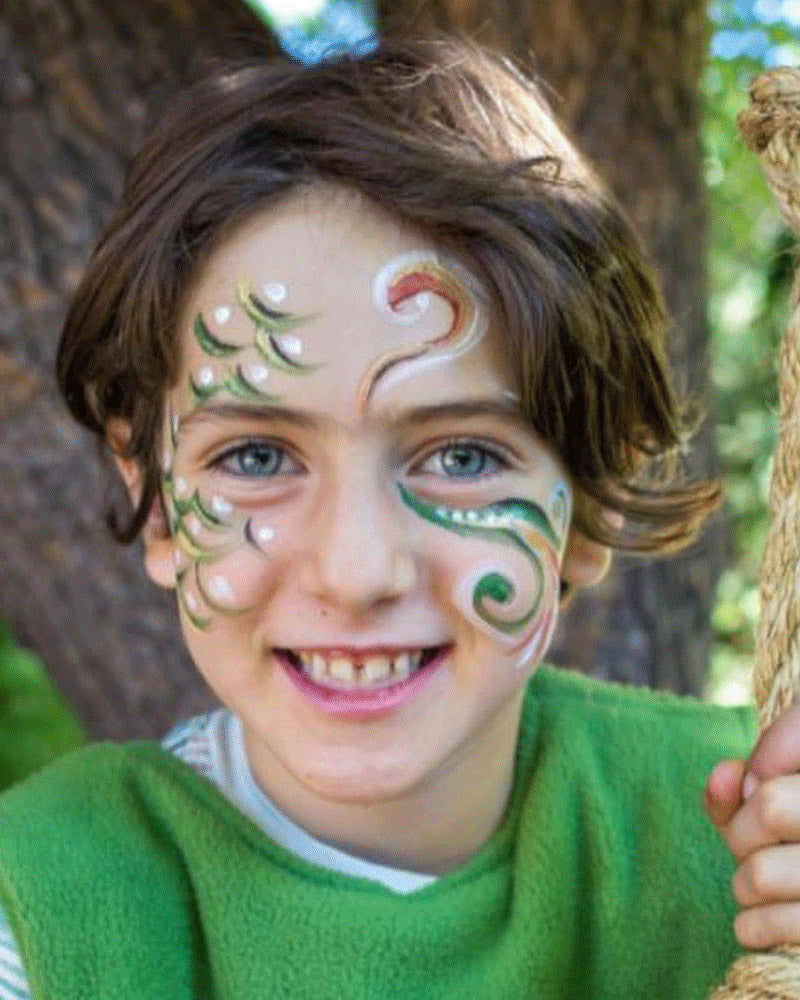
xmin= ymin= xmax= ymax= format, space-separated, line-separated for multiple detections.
xmin=0 ymin=35 xmax=794 ymax=1000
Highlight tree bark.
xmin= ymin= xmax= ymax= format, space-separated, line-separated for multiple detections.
xmin=378 ymin=0 xmax=723 ymax=695
xmin=0 ymin=0 xmax=277 ymax=739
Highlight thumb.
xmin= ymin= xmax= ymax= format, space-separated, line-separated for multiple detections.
xmin=704 ymin=758 xmax=748 ymax=829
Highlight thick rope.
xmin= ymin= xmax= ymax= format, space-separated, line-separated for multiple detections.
xmin=711 ymin=67 xmax=800 ymax=999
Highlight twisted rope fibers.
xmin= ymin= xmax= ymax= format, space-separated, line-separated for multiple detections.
xmin=711 ymin=66 xmax=800 ymax=1000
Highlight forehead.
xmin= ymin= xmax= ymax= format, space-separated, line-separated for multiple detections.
xmin=174 ymin=183 xmax=516 ymax=425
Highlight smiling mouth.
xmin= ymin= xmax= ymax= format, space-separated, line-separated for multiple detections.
xmin=275 ymin=645 xmax=447 ymax=691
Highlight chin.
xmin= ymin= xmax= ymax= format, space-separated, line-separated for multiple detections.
xmin=294 ymin=753 xmax=428 ymax=804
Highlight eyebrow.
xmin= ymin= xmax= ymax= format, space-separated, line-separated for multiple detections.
xmin=177 ymin=397 xmax=528 ymax=434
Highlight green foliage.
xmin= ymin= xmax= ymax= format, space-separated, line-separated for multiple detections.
xmin=0 ymin=621 xmax=85 ymax=791
xmin=704 ymin=3 xmax=798 ymax=702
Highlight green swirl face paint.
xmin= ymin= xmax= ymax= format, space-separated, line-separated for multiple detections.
xmin=397 ymin=479 xmax=570 ymax=668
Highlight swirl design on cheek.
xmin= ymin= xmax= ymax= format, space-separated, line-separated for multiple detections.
xmin=357 ymin=253 xmax=487 ymax=414
xmin=397 ymin=483 xmax=564 ymax=644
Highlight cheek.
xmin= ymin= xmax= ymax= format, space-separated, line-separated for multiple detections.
xmin=178 ymin=526 xmax=281 ymax=624
xmin=164 ymin=472 xmax=289 ymax=631
xmin=432 ymin=532 xmax=562 ymax=672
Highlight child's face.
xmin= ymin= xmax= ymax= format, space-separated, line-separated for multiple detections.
xmin=154 ymin=184 xmax=573 ymax=801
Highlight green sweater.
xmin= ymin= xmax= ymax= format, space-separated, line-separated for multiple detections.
xmin=0 ymin=666 xmax=756 ymax=1000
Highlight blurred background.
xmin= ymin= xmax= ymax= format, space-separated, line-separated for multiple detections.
xmin=0 ymin=0 xmax=798 ymax=778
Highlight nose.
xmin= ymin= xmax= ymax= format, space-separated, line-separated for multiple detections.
xmin=304 ymin=466 xmax=417 ymax=617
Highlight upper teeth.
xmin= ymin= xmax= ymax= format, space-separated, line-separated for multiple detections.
xmin=295 ymin=650 xmax=426 ymax=686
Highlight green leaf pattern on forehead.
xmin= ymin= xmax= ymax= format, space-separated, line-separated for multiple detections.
xmin=188 ymin=365 xmax=281 ymax=405
xmin=235 ymin=279 xmax=323 ymax=376
xmin=193 ymin=314 xmax=240 ymax=357
xmin=187 ymin=279 xmax=323 ymax=406
xmin=397 ymin=483 xmax=562 ymax=637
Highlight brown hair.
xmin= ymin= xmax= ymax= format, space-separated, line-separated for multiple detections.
xmin=56 ymin=35 xmax=720 ymax=553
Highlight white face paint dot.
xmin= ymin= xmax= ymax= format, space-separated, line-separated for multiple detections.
xmin=172 ymin=548 xmax=184 ymax=568
xmin=278 ymin=335 xmax=302 ymax=356
xmin=264 ymin=282 xmax=287 ymax=303
xmin=174 ymin=477 xmax=189 ymax=498
xmin=213 ymin=306 xmax=231 ymax=325
xmin=466 ymin=510 xmax=479 ymax=521
xmin=186 ymin=513 xmax=202 ymax=536
xmin=436 ymin=507 xmax=447 ymax=518
xmin=453 ymin=510 xmax=464 ymax=522
xmin=210 ymin=495 xmax=233 ymax=518
xmin=185 ymin=592 xmax=198 ymax=612
xmin=248 ymin=364 xmax=269 ymax=384
xmin=197 ymin=366 xmax=215 ymax=387
xmin=208 ymin=575 xmax=235 ymax=602
xmin=257 ymin=525 xmax=275 ymax=545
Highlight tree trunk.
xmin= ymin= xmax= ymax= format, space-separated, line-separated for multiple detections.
xmin=378 ymin=0 xmax=722 ymax=695
xmin=0 ymin=0 xmax=278 ymax=739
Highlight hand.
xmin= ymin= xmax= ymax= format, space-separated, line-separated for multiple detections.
xmin=705 ymin=700 xmax=800 ymax=949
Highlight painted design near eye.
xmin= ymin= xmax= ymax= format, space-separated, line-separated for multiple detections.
xmin=397 ymin=482 xmax=564 ymax=654
xmin=549 ymin=480 xmax=571 ymax=540
xmin=186 ymin=279 xmax=323 ymax=406
xmin=161 ymin=404 xmax=276 ymax=630
xmin=357 ymin=252 xmax=489 ymax=413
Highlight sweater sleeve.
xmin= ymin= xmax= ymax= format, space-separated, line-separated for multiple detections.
xmin=0 ymin=901 xmax=31 ymax=999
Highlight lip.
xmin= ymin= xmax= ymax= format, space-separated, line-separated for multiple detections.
xmin=275 ymin=645 xmax=450 ymax=720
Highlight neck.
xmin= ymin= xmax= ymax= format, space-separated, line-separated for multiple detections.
xmin=241 ymin=689 xmax=526 ymax=876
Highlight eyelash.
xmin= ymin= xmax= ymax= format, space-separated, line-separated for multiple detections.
xmin=208 ymin=437 xmax=513 ymax=481
xmin=412 ymin=438 xmax=512 ymax=480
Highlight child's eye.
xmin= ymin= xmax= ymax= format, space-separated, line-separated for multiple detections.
xmin=210 ymin=440 xmax=302 ymax=479
xmin=413 ymin=440 xmax=510 ymax=480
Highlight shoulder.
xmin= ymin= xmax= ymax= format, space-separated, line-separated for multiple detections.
xmin=0 ymin=711 xmax=222 ymax=866
xmin=526 ymin=664 xmax=756 ymax=764
xmin=519 ymin=665 xmax=757 ymax=882
xmin=523 ymin=665 xmax=754 ymax=912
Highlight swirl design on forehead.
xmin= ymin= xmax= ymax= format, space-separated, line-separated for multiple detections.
xmin=397 ymin=483 xmax=563 ymax=650
xmin=356 ymin=252 xmax=488 ymax=414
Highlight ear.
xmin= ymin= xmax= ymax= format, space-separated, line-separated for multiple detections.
xmin=106 ymin=417 xmax=177 ymax=591
xmin=559 ymin=501 xmax=621 ymax=604
xmin=560 ymin=526 xmax=613 ymax=592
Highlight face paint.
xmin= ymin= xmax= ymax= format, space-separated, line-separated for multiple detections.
xmin=235 ymin=279 xmax=321 ymax=375
xmin=161 ymin=400 xmax=279 ymax=630
xmin=161 ymin=271 xmax=331 ymax=629
xmin=396 ymin=479 xmax=570 ymax=669
xmin=356 ymin=251 xmax=489 ymax=413
xmin=186 ymin=278 xmax=324 ymax=406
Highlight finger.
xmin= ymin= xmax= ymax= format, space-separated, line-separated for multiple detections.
xmin=732 ymin=844 xmax=800 ymax=907
xmin=725 ymin=775 xmax=800 ymax=861
xmin=705 ymin=759 xmax=748 ymax=828
xmin=746 ymin=699 xmax=800 ymax=785
xmin=734 ymin=903 xmax=800 ymax=949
